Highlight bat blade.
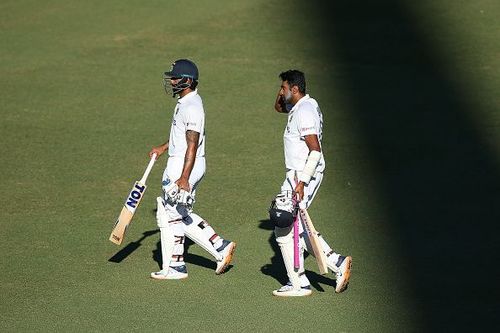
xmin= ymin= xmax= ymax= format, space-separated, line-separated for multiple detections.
xmin=109 ymin=206 xmax=134 ymax=245
xmin=301 ymin=209 xmax=329 ymax=275
xmin=109 ymin=154 xmax=156 ymax=246
xmin=109 ymin=181 xmax=147 ymax=245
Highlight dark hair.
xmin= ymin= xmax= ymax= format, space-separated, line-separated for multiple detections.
xmin=190 ymin=79 xmax=198 ymax=90
xmin=279 ymin=70 xmax=306 ymax=94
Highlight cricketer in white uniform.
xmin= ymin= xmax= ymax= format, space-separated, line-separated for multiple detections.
xmin=269 ymin=69 xmax=352 ymax=296
xmin=149 ymin=59 xmax=236 ymax=280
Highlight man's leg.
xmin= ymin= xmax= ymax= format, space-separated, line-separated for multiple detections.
xmin=300 ymin=224 xmax=352 ymax=292
xmin=272 ymin=225 xmax=311 ymax=297
xmin=183 ymin=213 xmax=236 ymax=274
xmin=269 ymin=183 xmax=311 ymax=297
xmin=299 ymin=171 xmax=352 ymax=292
xmin=163 ymin=157 xmax=236 ymax=274
xmin=151 ymin=197 xmax=188 ymax=280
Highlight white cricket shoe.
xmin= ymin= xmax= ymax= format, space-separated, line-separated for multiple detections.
xmin=335 ymin=255 xmax=352 ymax=293
xmin=272 ymin=282 xmax=312 ymax=297
xmin=150 ymin=265 xmax=188 ymax=280
xmin=215 ymin=240 xmax=236 ymax=275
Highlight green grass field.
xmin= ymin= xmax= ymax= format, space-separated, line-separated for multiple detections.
xmin=1 ymin=0 xmax=499 ymax=331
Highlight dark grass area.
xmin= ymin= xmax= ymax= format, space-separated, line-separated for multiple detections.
xmin=305 ymin=0 xmax=500 ymax=329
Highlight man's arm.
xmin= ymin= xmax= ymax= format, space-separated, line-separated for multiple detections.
xmin=295 ymin=134 xmax=321 ymax=200
xmin=149 ymin=141 xmax=169 ymax=160
xmin=304 ymin=134 xmax=321 ymax=152
xmin=175 ymin=130 xmax=199 ymax=191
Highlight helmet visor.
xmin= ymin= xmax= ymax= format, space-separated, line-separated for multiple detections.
xmin=163 ymin=74 xmax=191 ymax=97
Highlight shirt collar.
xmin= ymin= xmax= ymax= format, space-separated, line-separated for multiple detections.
xmin=177 ymin=89 xmax=198 ymax=104
xmin=290 ymin=94 xmax=310 ymax=113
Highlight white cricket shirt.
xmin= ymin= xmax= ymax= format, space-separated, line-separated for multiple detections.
xmin=168 ymin=89 xmax=206 ymax=157
xmin=283 ymin=94 xmax=325 ymax=172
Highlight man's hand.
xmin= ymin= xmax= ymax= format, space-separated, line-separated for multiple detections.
xmin=274 ymin=91 xmax=288 ymax=113
xmin=294 ymin=181 xmax=305 ymax=202
xmin=149 ymin=142 xmax=168 ymax=159
xmin=175 ymin=177 xmax=191 ymax=192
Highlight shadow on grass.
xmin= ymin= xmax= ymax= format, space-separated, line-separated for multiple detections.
xmin=108 ymin=229 xmax=159 ymax=263
xmin=303 ymin=0 xmax=500 ymax=329
xmin=108 ymin=208 xmax=161 ymax=263
xmin=259 ymin=218 xmax=336 ymax=292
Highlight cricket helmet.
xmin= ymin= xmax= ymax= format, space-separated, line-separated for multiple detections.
xmin=163 ymin=59 xmax=199 ymax=96
xmin=269 ymin=195 xmax=297 ymax=228
xmin=269 ymin=207 xmax=295 ymax=228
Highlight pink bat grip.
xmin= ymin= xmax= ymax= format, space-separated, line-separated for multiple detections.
xmin=292 ymin=195 xmax=300 ymax=270
xmin=293 ymin=214 xmax=299 ymax=270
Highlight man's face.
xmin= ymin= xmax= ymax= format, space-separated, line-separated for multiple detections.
xmin=280 ymin=81 xmax=293 ymax=103
xmin=165 ymin=77 xmax=192 ymax=97
xmin=170 ymin=77 xmax=181 ymax=85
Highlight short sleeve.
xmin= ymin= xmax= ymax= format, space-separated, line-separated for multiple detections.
xmin=184 ymin=105 xmax=204 ymax=134
xmin=297 ymin=106 xmax=318 ymax=137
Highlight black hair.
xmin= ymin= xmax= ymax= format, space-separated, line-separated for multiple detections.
xmin=190 ymin=79 xmax=198 ymax=90
xmin=279 ymin=70 xmax=306 ymax=94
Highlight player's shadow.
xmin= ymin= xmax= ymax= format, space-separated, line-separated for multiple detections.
xmin=259 ymin=218 xmax=336 ymax=292
xmin=152 ymin=234 xmax=234 ymax=273
xmin=108 ymin=207 xmax=162 ymax=263
xmin=108 ymin=229 xmax=159 ymax=263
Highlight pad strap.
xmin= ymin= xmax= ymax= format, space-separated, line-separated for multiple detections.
xmin=298 ymin=150 xmax=321 ymax=184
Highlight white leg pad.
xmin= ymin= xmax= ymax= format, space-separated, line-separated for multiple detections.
xmin=275 ymin=226 xmax=304 ymax=289
xmin=156 ymin=198 xmax=176 ymax=269
xmin=183 ymin=213 xmax=223 ymax=261
xmin=159 ymin=227 xmax=175 ymax=270
xmin=156 ymin=197 xmax=171 ymax=228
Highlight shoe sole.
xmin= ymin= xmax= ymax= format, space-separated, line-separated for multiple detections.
xmin=335 ymin=256 xmax=352 ymax=293
xmin=272 ymin=290 xmax=312 ymax=297
xmin=150 ymin=273 xmax=188 ymax=280
xmin=215 ymin=242 xmax=236 ymax=275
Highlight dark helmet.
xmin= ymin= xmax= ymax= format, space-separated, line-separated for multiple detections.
xmin=163 ymin=59 xmax=199 ymax=96
xmin=268 ymin=197 xmax=298 ymax=228
xmin=269 ymin=207 xmax=295 ymax=228
xmin=164 ymin=59 xmax=199 ymax=80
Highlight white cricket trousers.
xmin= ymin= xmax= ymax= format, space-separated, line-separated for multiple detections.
xmin=280 ymin=169 xmax=323 ymax=209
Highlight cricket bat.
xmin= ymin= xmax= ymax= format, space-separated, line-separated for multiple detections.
xmin=300 ymin=208 xmax=329 ymax=275
xmin=109 ymin=153 xmax=157 ymax=245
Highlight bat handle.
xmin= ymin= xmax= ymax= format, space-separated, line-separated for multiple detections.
xmin=140 ymin=153 xmax=157 ymax=184
xmin=293 ymin=214 xmax=300 ymax=270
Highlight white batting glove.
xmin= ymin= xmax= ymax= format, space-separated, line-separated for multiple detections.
xmin=164 ymin=182 xmax=180 ymax=204
xmin=176 ymin=189 xmax=194 ymax=208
